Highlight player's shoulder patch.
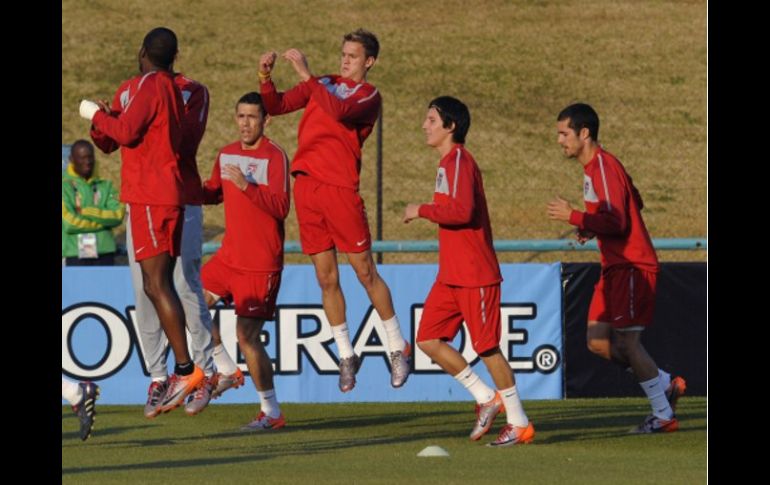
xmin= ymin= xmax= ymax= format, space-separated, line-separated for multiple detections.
xmin=435 ymin=167 xmax=450 ymax=195
xmin=583 ymin=173 xmax=599 ymax=202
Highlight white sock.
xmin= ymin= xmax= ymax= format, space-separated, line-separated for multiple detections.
xmin=639 ymin=375 xmax=674 ymax=420
xmin=381 ymin=315 xmax=406 ymax=353
xmin=258 ymin=389 xmax=281 ymax=418
xmin=331 ymin=323 xmax=355 ymax=359
xmin=453 ymin=365 xmax=496 ymax=404
xmin=62 ymin=379 xmax=82 ymax=406
xmin=213 ymin=344 xmax=238 ymax=375
xmin=658 ymin=369 xmax=671 ymax=390
xmin=151 ymin=376 xmax=167 ymax=383
xmin=499 ymin=385 xmax=529 ymax=427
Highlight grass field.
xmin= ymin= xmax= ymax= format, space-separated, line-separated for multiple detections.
xmin=62 ymin=397 xmax=706 ymax=484
xmin=61 ymin=0 xmax=707 ymax=264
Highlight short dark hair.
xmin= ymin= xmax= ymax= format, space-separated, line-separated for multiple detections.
xmin=70 ymin=139 xmax=94 ymax=155
xmin=428 ymin=96 xmax=471 ymax=144
xmin=343 ymin=28 xmax=379 ymax=59
xmin=557 ymin=103 xmax=599 ymax=141
xmin=142 ymin=27 xmax=178 ymax=69
xmin=236 ymin=92 xmax=266 ymax=116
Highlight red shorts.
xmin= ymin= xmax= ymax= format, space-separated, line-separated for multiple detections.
xmin=417 ymin=281 xmax=501 ymax=355
xmin=293 ymin=174 xmax=371 ymax=255
xmin=588 ymin=267 xmax=657 ymax=328
xmin=129 ymin=204 xmax=183 ymax=262
xmin=201 ymin=254 xmax=282 ymax=319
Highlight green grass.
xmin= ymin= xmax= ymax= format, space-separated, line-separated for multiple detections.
xmin=62 ymin=0 xmax=706 ymax=263
xmin=62 ymin=397 xmax=706 ymax=484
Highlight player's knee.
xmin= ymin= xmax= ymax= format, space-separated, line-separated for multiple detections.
xmin=141 ymin=277 xmax=164 ymax=301
xmin=613 ymin=333 xmax=639 ymax=358
xmin=353 ymin=264 xmax=376 ymax=288
xmin=315 ymin=269 xmax=340 ymax=291
xmin=586 ymin=337 xmax=611 ymax=359
xmin=235 ymin=326 xmax=251 ymax=347
xmin=235 ymin=329 xmax=255 ymax=352
xmin=417 ymin=339 xmax=438 ymax=357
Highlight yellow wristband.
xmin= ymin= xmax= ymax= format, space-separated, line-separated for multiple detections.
xmin=258 ymin=71 xmax=271 ymax=80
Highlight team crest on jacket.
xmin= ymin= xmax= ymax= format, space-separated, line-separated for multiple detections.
xmin=319 ymin=76 xmax=362 ymax=100
xmin=583 ymin=174 xmax=598 ymax=202
xmin=220 ymin=154 xmax=269 ymax=185
xmin=435 ymin=167 xmax=450 ymax=195
xmin=120 ymin=89 xmax=130 ymax=109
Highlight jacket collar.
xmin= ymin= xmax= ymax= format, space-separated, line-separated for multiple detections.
xmin=66 ymin=162 xmax=97 ymax=182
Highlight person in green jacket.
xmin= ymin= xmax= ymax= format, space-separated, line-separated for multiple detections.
xmin=62 ymin=139 xmax=125 ymax=266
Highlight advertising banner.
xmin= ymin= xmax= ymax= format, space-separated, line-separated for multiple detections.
xmin=63 ymin=263 xmax=563 ymax=403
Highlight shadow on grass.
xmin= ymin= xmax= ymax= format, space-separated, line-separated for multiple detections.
xmin=61 ymin=407 xmax=127 ymax=420
xmin=63 ymin=454 xmax=271 ymax=475
xmin=62 ymin=430 xmax=469 ymax=475
xmin=530 ymin=399 xmax=706 ymax=444
xmin=62 ymin=399 xmax=707 ymax=474
xmin=62 ymin=409 xmax=471 ymax=474
xmin=535 ymin=418 xmax=706 ymax=444
xmin=62 ymin=424 xmax=156 ymax=443
xmin=289 ymin=408 xmax=467 ymax=429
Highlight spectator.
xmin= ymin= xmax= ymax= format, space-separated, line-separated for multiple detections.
xmin=62 ymin=139 xmax=125 ymax=266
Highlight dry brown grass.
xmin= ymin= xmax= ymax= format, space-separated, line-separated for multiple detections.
xmin=62 ymin=0 xmax=706 ymax=263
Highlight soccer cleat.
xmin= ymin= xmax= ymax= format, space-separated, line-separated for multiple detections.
xmin=144 ymin=380 xmax=169 ymax=419
xmin=487 ymin=421 xmax=535 ymax=447
xmin=158 ymin=365 xmax=205 ymax=413
xmin=73 ymin=382 xmax=100 ymax=441
xmin=184 ymin=374 xmax=216 ymax=416
xmin=629 ymin=414 xmax=679 ymax=434
xmin=665 ymin=376 xmax=687 ymax=411
xmin=338 ymin=354 xmax=362 ymax=392
xmin=470 ymin=393 xmax=504 ymax=441
xmin=210 ymin=368 xmax=245 ymax=400
xmin=389 ymin=342 xmax=412 ymax=388
xmin=241 ymin=411 xmax=286 ymax=431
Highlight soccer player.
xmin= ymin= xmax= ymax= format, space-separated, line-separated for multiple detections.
xmin=403 ymin=96 xmax=535 ymax=447
xmin=546 ymin=102 xmax=686 ymax=433
xmin=201 ymin=92 xmax=290 ymax=430
xmin=257 ymin=29 xmax=411 ymax=392
xmin=61 ymin=377 xmax=99 ymax=441
xmin=80 ymin=27 xmax=204 ymax=414
xmin=96 ymin=44 xmax=222 ymax=418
